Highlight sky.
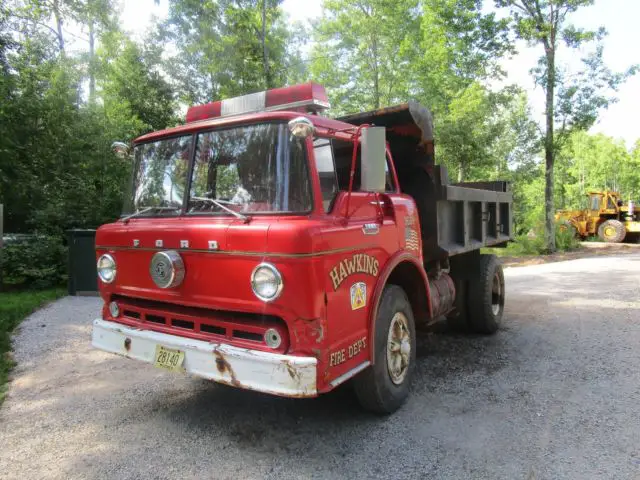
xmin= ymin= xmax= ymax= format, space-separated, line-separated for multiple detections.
xmin=120 ymin=0 xmax=640 ymax=147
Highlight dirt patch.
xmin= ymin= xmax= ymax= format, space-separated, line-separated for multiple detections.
xmin=500 ymin=242 xmax=640 ymax=268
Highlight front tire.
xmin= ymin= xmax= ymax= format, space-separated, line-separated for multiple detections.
xmin=353 ymin=285 xmax=416 ymax=414
xmin=598 ymin=219 xmax=626 ymax=243
xmin=558 ymin=220 xmax=578 ymax=238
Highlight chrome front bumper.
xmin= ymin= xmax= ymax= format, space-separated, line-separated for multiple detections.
xmin=91 ymin=319 xmax=318 ymax=397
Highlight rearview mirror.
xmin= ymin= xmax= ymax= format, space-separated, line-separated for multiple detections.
xmin=360 ymin=127 xmax=386 ymax=192
xmin=111 ymin=141 xmax=131 ymax=159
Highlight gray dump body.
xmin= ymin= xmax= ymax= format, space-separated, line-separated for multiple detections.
xmin=339 ymin=103 xmax=513 ymax=262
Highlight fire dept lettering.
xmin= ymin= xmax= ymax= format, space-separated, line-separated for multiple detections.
xmin=329 ymin=254 xmax=379 ymax=290
xmin=329 ymin=337 xmax=367 ymax=367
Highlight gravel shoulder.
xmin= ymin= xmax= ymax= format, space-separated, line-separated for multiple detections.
xmin=1 ymin=254 xmax=640 ymax=479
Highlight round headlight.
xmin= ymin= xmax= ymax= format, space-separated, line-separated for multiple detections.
xmin=97 ymin=254 xmax=117 ymax=284
xmin=251 ymin=263 xmax=283 ymax=302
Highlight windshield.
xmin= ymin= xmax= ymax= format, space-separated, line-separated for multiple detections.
xmin=188 ymin=123 xmax=312 ymax=214
xmin=126 ymin=135 xmax=191 ymax=215
xmin=125 ymin=123 xmax=313 ymax=217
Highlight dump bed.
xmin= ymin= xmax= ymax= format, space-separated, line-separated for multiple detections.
xmin=339 ymin=103 xmax=513 ymax=260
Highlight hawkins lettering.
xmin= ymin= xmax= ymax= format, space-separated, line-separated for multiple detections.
xmin=329 ymin=254 xmax=379 ymax=290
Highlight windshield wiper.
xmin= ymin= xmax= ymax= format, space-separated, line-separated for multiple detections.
xmin=191 ymin=196 xmax=250 ymax=223
xmin=121 ymin=206 xmax=181 ymax=223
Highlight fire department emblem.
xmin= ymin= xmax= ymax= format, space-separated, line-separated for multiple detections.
xmin=350 ymin=282 xmax=367 ymax=310
xmin=150 ymin=250 xmax=185 ymax=289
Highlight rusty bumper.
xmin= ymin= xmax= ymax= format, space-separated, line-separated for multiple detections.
xmin=92 ymin=319 xmax=318 ymax=398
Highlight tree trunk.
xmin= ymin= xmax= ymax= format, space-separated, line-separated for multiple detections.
xmin=261 ymin=0 xmax=271 ymax=88
xmin=88 ymin=20 xmax=95 ymax=104
xmin=544 ymin=45 xmax=556 ymax=252
xmin=370 ymin=33 xmax=380 ymax=108
xmin=53 ymin=0 xmax=65 ymax=53
xmin=458 ymin=161 xmax=465 ymax=182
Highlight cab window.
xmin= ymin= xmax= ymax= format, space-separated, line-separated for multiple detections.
xmin=313 ymin=138 xmax=339 ymax=212
xmin=590 ymin=195 xmax=601 ymax=211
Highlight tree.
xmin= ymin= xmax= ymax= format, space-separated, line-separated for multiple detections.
xmin=310 ymin=0 xmax=419 ymax=113
xmin=495 ymin=0 xmax=637 ymax=251
xmin=99 ymin=34 xmax=178 ymax=132
xmin=158 ymin=0 xmax=299 ymax=104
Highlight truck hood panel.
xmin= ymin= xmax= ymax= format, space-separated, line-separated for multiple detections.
xmin=95 ymin=217 xmax=326 ymax=316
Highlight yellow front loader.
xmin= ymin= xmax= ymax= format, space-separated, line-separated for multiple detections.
xmin=555 ymin=190 xmax=640 ymax=243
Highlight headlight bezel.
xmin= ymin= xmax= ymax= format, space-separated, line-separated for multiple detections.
xmin=97 ymin=253 xmax=117 ymax=284
xmin=250 ymin=262 xmax=283 ymax=302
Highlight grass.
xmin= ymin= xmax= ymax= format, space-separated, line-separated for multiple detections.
xmin=0 ymin=288 xmax=65 ymax=405
xmin=483 ymin=227 xmax=582 ymax=258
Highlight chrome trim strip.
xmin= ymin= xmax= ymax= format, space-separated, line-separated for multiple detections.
xmin=95 ymin=244 xmax=376 ymax=258
xmin=329 ymin=361 xmax=371 ymax=388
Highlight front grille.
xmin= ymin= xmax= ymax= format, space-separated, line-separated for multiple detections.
xmin=109 ymin=295 xmax=289 ymax=352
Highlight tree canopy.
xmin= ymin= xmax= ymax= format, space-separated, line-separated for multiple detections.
xmin=0 ymin=0 xmax=637 ymax=250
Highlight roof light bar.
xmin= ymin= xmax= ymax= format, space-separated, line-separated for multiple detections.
xmin=186 ymin=82 xmax=330 ymax=123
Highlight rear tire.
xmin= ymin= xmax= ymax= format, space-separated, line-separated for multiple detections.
xmin=353 ymin=285 xmax=416 ymax=414
xmin=467 ymin=254 xmax=505 ymax=335
xmin=597 ymin=219 xmax=626 ymax=243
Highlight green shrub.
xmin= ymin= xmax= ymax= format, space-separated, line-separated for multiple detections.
xmin=1 ymin=236 xmax=67 ymax=289
xmin=555 ymin=224 xmax=581 ymax=252
xmin=498 ymin=224 xmax=580 ymax=256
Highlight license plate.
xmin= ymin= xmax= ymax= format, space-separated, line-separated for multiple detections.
xmin=153 ymin=345 xmax=185 ymax=372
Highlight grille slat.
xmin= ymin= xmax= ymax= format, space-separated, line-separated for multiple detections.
xmin=201 ymin=324 xmax=225 ymax=335
xmin=146 ymin=314 xmax=166 ymax=325
xmin=233 ymin=330 xmax=263 ymax=342
xmin=172 ymin=319 xmax=194 ymax=330
xmin=109 ymin=295 xmax=289 ymax=352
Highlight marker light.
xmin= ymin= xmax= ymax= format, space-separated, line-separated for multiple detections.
xmin=264 ymin=328 xmax=282 ymax=349
xmin=97 ymin=254 xmax=117 ymax=284
xmin=109 ymin=301 xmax=120 ymax=318
xmin=186 ymin=83 xmax=330 ymax=123
xmin=288 ymin=116 xmax=315 ymax=138
xmin=250 ymin=263 xmax=283 ymax=302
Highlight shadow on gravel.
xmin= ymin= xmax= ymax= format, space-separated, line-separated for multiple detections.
xmin=130 ymin=324 xmax=516 ymax=457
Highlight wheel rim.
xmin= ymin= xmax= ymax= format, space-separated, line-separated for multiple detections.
xmin=491 ymin=272 xmax=503 ymax=316
xmin=386 ymin=312 xmax=411 ymax=385
xmin=604 ymin=226 xmax=615 ymax=238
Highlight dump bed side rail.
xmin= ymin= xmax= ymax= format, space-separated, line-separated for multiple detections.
xmin=435 ymin=167 xmax=513 ymax=257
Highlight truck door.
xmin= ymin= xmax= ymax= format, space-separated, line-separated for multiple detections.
xmin=312 ymin=137 xmax=398 ymax=379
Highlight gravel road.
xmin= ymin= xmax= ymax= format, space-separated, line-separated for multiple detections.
xmin=1 ymin=254 xmax=640 ymax=480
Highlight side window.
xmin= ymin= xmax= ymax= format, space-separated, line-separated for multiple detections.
xmin=313 ymin=138 xmax=339 ymax=212
xmin=590 ymin=195 xmax=601 ymax=211
xmin=607 ymin=196 xmax=616 ymax=210
xmin=385 ymin=153 xmax=396 ymax=192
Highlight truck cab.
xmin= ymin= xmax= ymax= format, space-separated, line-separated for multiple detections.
xmin=92 ymin=83 xmax=513 ymax=413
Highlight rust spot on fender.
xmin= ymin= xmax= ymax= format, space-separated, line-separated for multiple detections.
xmin=213 ymin=350 xmax=241 ymax=387
xmin=293 ymin=317 xmax=326 ymax=345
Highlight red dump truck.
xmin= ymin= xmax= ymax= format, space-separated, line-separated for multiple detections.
xmin=92 ymin=83 xmax=513 ymax=413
